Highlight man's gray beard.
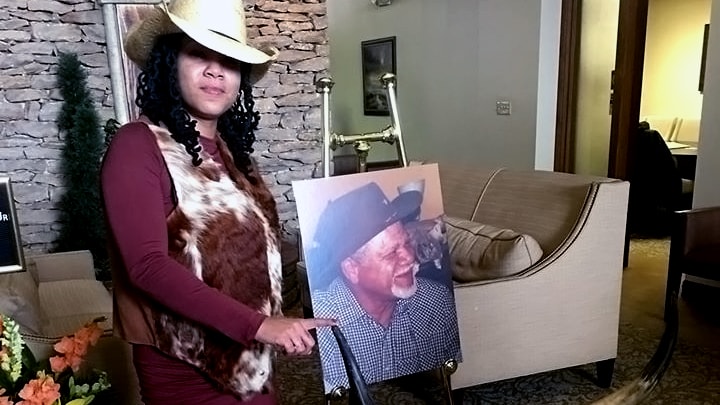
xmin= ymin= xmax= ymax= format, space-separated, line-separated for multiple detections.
xmin=391 ymin=263 xmax=420 ymax=299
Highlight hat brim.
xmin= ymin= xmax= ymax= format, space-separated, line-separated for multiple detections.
xmin=124 ymin=7 xmax=278 ymax=82
xmin=168 ymin=13 xmax=278 ymax=65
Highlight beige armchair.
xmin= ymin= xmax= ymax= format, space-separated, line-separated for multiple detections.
xmin=16 ymin=250 xmax=140 ymax=405
xmin=438 ymin=166 xmax=630 ymax=390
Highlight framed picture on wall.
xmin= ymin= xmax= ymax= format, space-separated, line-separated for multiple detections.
xmin=0 ymin=177 xmax=25 ymax=274
xmin=361 ymin=36 xmax=396 ymax=116
xmin=699 ymin=23 xmax=710 ymax=93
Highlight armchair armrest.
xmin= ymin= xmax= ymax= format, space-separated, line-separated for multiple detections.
xmin=28 ymin=250 xmax=97 ymax=283
xmin=677 ymin=206 xmax=720 ymax=254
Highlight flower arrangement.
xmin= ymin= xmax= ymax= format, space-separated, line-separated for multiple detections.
xmin=0 ymin=315 xmax=111 ymax=405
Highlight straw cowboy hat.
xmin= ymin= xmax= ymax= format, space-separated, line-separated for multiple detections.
xmin=124 ymin=0 xmax=278 ymax=81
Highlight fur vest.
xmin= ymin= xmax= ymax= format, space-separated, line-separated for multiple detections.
xmin=150 ymin=125 xmax=283 ymax=399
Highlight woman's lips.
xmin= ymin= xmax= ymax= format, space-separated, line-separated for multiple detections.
xmin=201 ymin=85 xmax=224 ymax=95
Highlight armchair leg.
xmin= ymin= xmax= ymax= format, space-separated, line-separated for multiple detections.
xmin=665 ymin=268 xmax=683 ymax=321
xmin=596 ymin=358 xmax=615 ymax=388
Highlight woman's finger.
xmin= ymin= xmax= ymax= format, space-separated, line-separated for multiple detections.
xmin=299 ymin=330 xmax=315 ymax=349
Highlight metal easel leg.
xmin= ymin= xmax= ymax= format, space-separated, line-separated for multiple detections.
xmin=440 ymin=359 xmax=459 ymax=405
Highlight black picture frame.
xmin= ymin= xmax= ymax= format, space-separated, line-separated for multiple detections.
xmin=699 ymin=24 xmax=709 ymax=93
xmin=0 ymin=177 xmax=25 ymax=274
xmin=361 ymin=36 xmax=396 ymax=116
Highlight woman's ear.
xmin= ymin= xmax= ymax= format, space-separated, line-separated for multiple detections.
xmin=340 ymin=257 xmax=360 ymax=285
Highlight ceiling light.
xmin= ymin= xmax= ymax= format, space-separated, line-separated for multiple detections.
xmin=370 ymin=0 xmax=392 ymax=7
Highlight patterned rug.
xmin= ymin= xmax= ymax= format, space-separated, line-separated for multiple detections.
xmin=274 ymin=320 xmax=720 ymax=404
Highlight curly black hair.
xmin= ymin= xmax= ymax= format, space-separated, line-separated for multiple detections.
xmin=135 ymin=33 xmax=260 ymax=182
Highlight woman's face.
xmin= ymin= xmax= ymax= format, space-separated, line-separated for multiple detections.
xmin=176 ymin=39 xmax=243 ymax=122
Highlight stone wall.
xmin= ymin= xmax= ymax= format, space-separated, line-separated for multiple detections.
xmin=0 ymin=0 xmax=327 ymax=254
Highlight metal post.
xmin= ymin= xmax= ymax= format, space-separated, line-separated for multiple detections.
xmin=99 ymin=2 xmax=130 ymax=124
xmin=382 ymin=73 xmax=407 ymax=167
xmin=316 ymin=77 xmax=335 ymax=178
xmin=315 ymin=74 xmax=406 ymax=177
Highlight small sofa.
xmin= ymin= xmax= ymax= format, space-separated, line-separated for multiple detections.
xmin=439 ymin=166 xmax=629 ymax=390
xmin=0 ymin=250 xmax=140 ymax=405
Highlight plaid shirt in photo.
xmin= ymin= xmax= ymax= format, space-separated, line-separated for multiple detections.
xmin=312 ymin=277 xmax=462 ymax=392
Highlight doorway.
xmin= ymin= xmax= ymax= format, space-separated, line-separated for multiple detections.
xmin=556 ymin=0 xmax=709 ymax=264
xmin=554 ymin=0 xmax=648 ymax=178
xmin=556 ymin=0 xmax=708 ymax=181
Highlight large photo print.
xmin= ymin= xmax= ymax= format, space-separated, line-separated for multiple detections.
xmin=293 ymin=164 xmax=462 ymax=393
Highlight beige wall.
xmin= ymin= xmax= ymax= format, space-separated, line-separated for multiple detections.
xmin=641 ymin=0 xmax=711 ymax=143
xmin=574 ymin=0 xmax=710 ymax=176
xmin=536 ymin=0 xmax=563 ymax=170
xmin=574 ymin=0 xmax=620 ymax=176
xmin=327 ymin=0 xmax=544 ymax=169
xmin=694 ymin=0 xmax=720 ymax=209
xmin=641 ymin=0 xmax=710 ymax=121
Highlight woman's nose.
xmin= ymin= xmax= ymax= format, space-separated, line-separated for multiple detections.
xmin=204 ymin=59 xmax=225 ymax=79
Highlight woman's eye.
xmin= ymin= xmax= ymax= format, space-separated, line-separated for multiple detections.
xmin=188 ymin=49 xmax=205 ymax=58
xmin=221 ymin=57 xmax=242 ymax=70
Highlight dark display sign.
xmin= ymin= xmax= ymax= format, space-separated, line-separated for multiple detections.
xmin=0 ymin=177 xmax=25 ymax=273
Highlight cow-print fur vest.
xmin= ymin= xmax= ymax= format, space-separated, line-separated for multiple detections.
xmin=151 ymin=124 xmax=283 ymax=399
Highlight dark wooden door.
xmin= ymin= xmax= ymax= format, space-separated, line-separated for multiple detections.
xmin=555 ymin=0 xmax=649 ymax=266
xmin=555 ymin=0 xmax=649 ymax=178
xmin=607 ymin=0 xmax=649 ymax=181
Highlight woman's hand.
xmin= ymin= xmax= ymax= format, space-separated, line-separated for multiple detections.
xmin=255 ymin=316 xmax=336 ymax=356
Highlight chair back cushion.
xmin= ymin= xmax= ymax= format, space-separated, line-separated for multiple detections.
xmin=446 ymin=216 xmax=543 ymax=282
xmin=0 ymin=270 xmax=46 ymax=334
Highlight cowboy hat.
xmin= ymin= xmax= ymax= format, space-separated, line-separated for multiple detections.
xmin=124 ymin=0 xmax=278 ymax=80
xmin=306 ymin=182 xmax=423 ymax=290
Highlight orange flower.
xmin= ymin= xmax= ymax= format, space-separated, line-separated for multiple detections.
xmin=16 ymin=372 xmax=60 ymax=405
xmin=52 ymin=336 xmax=74 ymax=355
xmin=0 ymin=388 xmax=14 ymax=405
xmin=51 ymin=336 xmax=79 ymax=372
xmin=74 ymin=322 xmax=103 ymax=348
xmin=48 ymin=355 xmax=68 ymax=374
xmin=49 ymin=343 xmax=82 ymax=373
xmin=50 ymin=321 xmax=104 ymax=373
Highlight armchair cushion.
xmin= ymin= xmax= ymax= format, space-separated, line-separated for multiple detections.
xmin=39 ymin=279 xmax=113 ymax=337
xmin=28 ymin=250 xmax=96 ymax=283
xmin=0 ymin=271 xmax=46 ymax=334
xmin=446 ymin=216 xmax=543 ymax=282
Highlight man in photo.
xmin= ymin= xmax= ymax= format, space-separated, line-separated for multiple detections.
xmin=306 ymin=181 xmax=461 ymax=392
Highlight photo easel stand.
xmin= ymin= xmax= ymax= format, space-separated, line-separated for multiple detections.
xmin=316 ymin=73 xmax=407 ymax=177
xmin=317 ymin=75 xmax=458 ymax=405
xmin=439 ymin=358 xmax=459 ymax=405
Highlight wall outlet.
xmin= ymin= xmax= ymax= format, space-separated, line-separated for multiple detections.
xmin=496 ymin=101 xmax=512 ymax=115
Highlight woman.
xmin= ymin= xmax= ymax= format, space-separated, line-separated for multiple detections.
xmin=101 ymin=0 xmax=333 ymax=403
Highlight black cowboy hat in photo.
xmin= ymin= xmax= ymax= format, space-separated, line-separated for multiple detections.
xmin=307 ymin=182 xmax=422 ymax=290
xmin=123 ymin=0 xmax=278 ymax=82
